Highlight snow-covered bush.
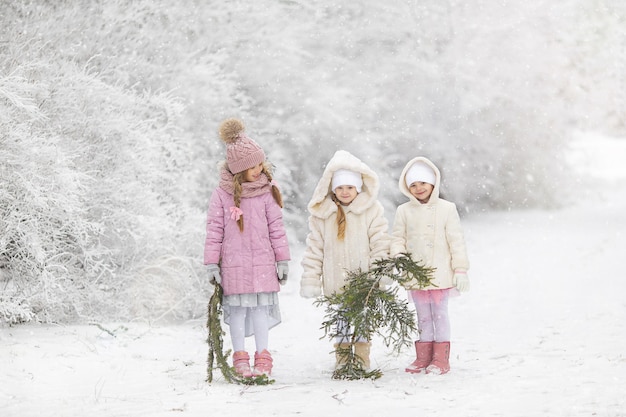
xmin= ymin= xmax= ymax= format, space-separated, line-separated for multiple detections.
xmin=0 ymin=0 xmax=622 ymax=324
xmin=0 ymin=1 xmax=213 ymax=324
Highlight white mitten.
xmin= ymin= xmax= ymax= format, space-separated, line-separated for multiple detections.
xmin=207 ymin=264 xmax=221 ymax=285
xmin=379 ymin=275 xmax=394 ymax=291
xmin=300 ymin=284 xmax=321 ymax=299
xmin=277 ymin=261 xmax=289 ymax=285
xmin=453 ymin=271 xmax=470 ymax=292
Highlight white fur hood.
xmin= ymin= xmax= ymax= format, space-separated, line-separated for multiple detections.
xmin=307 ymin=150 xmax=381 ymax=219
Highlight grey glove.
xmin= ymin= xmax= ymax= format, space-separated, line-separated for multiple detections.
xmin=207 ymin=264 xmax=221 ymax=285
xmin=277 ymin=261 xmax=289 ymax=285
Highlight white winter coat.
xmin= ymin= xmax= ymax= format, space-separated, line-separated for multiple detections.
xmin=300 ymin=150 xmax=389 ymax=297
xmin=390 ymin=157 xmax=469 ymax=290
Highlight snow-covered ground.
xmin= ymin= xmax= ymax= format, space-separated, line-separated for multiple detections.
xmin=2 ymin=135 xmax=625 ymax=417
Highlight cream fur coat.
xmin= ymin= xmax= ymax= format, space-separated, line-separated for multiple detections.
xmin=300 ymin=150 xmax=390 ymax=297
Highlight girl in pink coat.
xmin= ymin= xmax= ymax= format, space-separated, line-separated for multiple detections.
xmin=204 ymin=118 xmax=290 ymax=377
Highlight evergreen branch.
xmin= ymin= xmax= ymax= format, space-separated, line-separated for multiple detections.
xmin=206 ymin=283 xmax=233 ymax=383
xmin=206 ymin=284 xmax=274 ymax=385
xmin=332 ymin=343 xmax=383 ymax=380
xmin=315 ymin=253 xmax=434 ymax=380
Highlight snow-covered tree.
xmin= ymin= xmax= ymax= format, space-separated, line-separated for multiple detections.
xmin=0 ymin=0 xmax=621 ymax=324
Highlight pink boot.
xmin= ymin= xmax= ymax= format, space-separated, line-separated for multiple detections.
xmin=232 ymin=351 xmax=253 ymax=377
xmin=253 ymin=350 xmax=273 ymax=376
xmin=426 ymin=341 xmax=450 ymax=374
xmin=405 ymin=341 xmax=433 ymax=373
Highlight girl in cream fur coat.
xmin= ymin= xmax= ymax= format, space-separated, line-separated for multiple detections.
xmin=300 ymin=150 xmax=389 ymax=369
xmin=390 ymin=156 xmax=470 ymax=375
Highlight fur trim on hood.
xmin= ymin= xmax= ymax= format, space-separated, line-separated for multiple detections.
xmin=307 ymin=150 xmax=380 ymax=219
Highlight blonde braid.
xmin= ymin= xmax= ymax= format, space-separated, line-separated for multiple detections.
xmin=331 ymin=193 xmax=346 ymax=241
xmin=233 ymin=172 xmax=245 ymax=232
xmin=263 ymin=163 xmax=283 ymax=208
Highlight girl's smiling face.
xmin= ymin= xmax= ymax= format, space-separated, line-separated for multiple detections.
xmin=334 ymin=185 xmax=358 ymax=205
xmin=243 ymin=162 xmax=263 ymax=182
xmin=409 ymin=181 xmax=434 ymax=203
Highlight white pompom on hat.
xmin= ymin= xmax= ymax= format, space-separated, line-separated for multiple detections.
xmin=331 ymin=169 xmax=363 ymax=193
xmin=405 ymin=161 xmax=436 ymax=187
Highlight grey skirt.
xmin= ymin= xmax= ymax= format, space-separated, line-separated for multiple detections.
xmin=223 ymin=292 xmax=281 ymax=337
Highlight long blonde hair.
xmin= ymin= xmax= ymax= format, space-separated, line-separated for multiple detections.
xmin=331 ymin=193 xmax=346 ymax=241
xmin=232 ymin=162 xmax=283 ymax=232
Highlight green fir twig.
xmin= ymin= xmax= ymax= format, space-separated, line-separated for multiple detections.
xmin=206 ymin=283 xmax=274 ymax=385
xmin=314 ymin=253 xmax=435 ymax=380
xmin=333 ymin=344 xmax=383 ymax=380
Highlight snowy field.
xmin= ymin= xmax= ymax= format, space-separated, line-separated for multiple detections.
xmin=2 ymin=135 xmax=625 ymax=417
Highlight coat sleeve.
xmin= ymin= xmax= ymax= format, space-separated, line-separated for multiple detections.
xmin=445 ymin=203 xmax=470 ymax=271
xmin=300 ymin=216 xmax=324 ymax=295
xmin=367 ymin=202 xmax=390 ymax=263
xmin=203 ymin=189 xmax=225 ymax=265
xmin=390 ymin=205 xmax=408 ymax=257
xmin=265 ymin=194 xmax=291 ymax=262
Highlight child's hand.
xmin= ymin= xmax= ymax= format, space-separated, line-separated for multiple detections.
xmin=453 ymin=271 xmax=470 ymax=292
xmin=277 ymin=261 xmax=289 ymax=285
xmin=379 ymin=275 xmax=394 ymax=291
xmin=300 ymin=284 xmax=321 ymax=299
xmin=207 ymin=264 xmax=221 ymax=285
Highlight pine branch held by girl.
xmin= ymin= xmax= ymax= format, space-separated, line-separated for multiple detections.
xmin=204 ymin=118 xmax=290 ymax=383
xmin=314 ymin=253 xmax=435 ymax=380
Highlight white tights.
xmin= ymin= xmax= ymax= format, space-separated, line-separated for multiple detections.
xmin=229 ymin=305 xmax=269 ymax=353
xmin=414 ymin=296 xmax=451 ymax=342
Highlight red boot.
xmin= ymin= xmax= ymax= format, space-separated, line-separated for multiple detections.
xmin=232 ymin=351 xmax=253 ymax=377
xmin=253 ymin=350 xmax=273 ymax=376
xmin=405 ymin=341 xmax=433 ymax=373
xmin=426 ymin=341 xmax=450 ymax=374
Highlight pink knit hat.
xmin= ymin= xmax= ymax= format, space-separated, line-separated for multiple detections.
xmin=219 ymin=118 xmax=266 ymax=174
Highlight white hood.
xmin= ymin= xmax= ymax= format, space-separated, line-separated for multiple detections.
xmin=307 ymin=150 xmax=381 ymax=219
xmin=398 ymin=156 xmax=441 ymax=205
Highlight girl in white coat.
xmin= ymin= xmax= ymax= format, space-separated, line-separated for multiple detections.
xmin=300 ymin=150 xmax=389 ymax=369
xmin=390 ymin=156 xmax=470 ymax=375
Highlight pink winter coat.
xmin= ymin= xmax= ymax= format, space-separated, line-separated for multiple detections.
xmin=204 ymin=186 xmax=290 ymax=296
